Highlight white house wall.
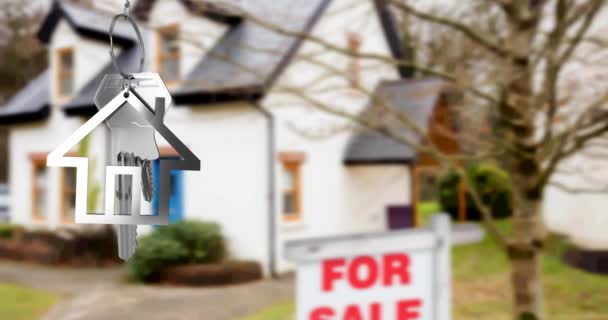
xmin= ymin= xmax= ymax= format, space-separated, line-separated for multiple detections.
xmin=343 ymin=166 xmax=412 ymax=235
xmin=544 ymin=186 xmax=608 ymax=249
xmin=154 ymin=103 xmax=270 ymax=271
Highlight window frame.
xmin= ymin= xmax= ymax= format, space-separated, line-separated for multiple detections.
xmin=30 ymin=154 xmax=49 ymax=221
xmin=60 ymin=167 xmax=77 ymax=224
xmin=279 ymin=152 xmax=306 ymax=222
xmin=56 ymin=47 xmax=75 ymax=99
xmin=156 ymin=24 xmax=181 ymax=84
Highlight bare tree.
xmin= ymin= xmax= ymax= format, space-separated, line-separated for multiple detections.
xmin=174 ymin=0 xmax=608 ymax=319
xmin=0 ymin=0 xmax=46 ymax=101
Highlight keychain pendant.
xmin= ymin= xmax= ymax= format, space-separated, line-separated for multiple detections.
xmin=47 ymin=1 xmax=201 ymax=261
xmin=49 ymin=72 xmax=199 ymax=221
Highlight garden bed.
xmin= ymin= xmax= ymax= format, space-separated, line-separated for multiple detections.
xmin=0 ymin=225 xmax=120 ymax=267
xmin=128 ymin=220 xmax=263 ymax=287
xmin=159 ymin=261 xmax=263 ymax=286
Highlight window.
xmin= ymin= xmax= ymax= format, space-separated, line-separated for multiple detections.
xmin=31 ymin=155 xmax=49 ymax=220
xmin=61 ymin=168 xmax=77 ymax=223
xmin=279 ymin=152 xmax=305 ymax=222
xmin=346 ymin=32 xmax=361 ymax=87
xmin=282 ymin=163 xmax=301 ymax=221
xmin=57 ymin=48 xmax=74 ymax=97
xmin=157 ymin=24 xmax=181 ymax=82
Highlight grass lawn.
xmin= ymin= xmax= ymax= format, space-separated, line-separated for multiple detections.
xmin=0 ymin=283 xmax=56 ymax=320
xmin=241 ymin=210 xmax=608 ymax=320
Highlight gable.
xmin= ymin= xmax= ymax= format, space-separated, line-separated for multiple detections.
xmin=344 ymin=78 xmax=444 ymax=165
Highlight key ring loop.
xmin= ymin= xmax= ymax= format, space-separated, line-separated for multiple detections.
xmin=109 ymin=13 xmax=145 ymax=80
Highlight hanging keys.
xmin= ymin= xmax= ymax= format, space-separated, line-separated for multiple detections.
xmin=94 ymin=73 xmax=172 ymax=261
xmin=47 ymin=3 xmax=200 ymax=262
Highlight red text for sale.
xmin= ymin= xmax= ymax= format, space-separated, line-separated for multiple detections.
xmin=308 ymin=253 xmax=422 ymax=320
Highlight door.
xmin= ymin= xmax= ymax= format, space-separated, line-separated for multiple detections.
xmin=152 ymin=158 xmax=184 ymax=223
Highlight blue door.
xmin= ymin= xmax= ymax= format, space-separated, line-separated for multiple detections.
xmin=152 ymin=159 xmax=184 ymax=223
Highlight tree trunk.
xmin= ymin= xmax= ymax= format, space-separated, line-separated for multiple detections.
xmin=511 ymin=248 xmax=543 ymax=320
xmin=509 ymin=203 xmax=545 ymax=320
xmin=502 ymin=23 xmax=546 ymax=317
xmin=501 ymin=60 xmax=545 ymax=319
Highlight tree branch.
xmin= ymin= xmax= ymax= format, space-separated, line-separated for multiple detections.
xmin=388 ymin=0 xmax=527 ymax=64
xmin=559 ymin=2 xmax=602 ymax=65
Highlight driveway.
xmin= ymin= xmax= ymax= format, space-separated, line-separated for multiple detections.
xmin=0 ymin=261 xmax=294 ymax=320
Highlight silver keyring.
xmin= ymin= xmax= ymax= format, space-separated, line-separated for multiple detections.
xmin=109 ymin=13 xmax=145 ymax=79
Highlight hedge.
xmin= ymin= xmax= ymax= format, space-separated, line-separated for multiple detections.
xmin=437 ymin=163 xmax=513 ymax=221
xmin=129 ymin=220 xmax=227 ymax=282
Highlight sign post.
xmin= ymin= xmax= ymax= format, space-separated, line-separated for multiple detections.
xmin=285 ymin=214 xmax=453 ymax=320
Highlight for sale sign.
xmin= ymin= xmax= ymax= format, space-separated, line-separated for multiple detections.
xmin=285 ymin=215 xmax=453 ymax=320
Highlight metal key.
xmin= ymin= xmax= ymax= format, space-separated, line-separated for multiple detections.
xmin=95 ymin=73 xmax=172 ymax=261
xmin=115 ymin=152 xmax=154 ymax=260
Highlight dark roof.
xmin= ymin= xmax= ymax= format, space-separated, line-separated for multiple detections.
xmin=344 ymin=78 xmax=443 ymax=165
xmin=3 ymin=0 xmax=411 ymax=122
xmin=38 ymin=1 xmax=138 ymax=45
xmin=0 ymin=71 xmax=50 ymax=124
xmin=173 ymin=0 xmax=332 ymax=102
xmin=132 ymin=0 xmax=243 ymax=25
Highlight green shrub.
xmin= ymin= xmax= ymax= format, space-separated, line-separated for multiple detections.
xmin=155 ymin=221 xmax=226 ymax=263
xmin=437 ymin=163 xmax=513 ymax=221
xmin=0 ymin=224 xmax=22 ymax=239
xmin=129 ymin=220 xmax=226 ymax=281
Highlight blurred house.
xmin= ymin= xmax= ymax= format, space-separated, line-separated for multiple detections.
xmin=0 ymin=0 xmax=451 ymax=274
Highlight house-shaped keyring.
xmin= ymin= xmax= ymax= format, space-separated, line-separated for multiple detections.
xmin=47 ymin=73 xmax=200 ymax=225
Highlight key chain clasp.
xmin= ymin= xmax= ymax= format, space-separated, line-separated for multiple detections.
xmin=108 ymin=0 xmax=145 ymax=82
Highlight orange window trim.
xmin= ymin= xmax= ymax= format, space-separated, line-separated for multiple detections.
xmin=281 ymin=159 xmax=303 ymax=222
xmin=30 ymin=154 xmax=48 ymax=221
xmin=56 ymin=47 xmax=74 ymax=99
xmin=156 ymin=24 xmax=181 ymax=83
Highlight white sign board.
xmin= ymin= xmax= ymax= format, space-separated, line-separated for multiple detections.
xmin=285 ymin=214 xmax=453 ymax=320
